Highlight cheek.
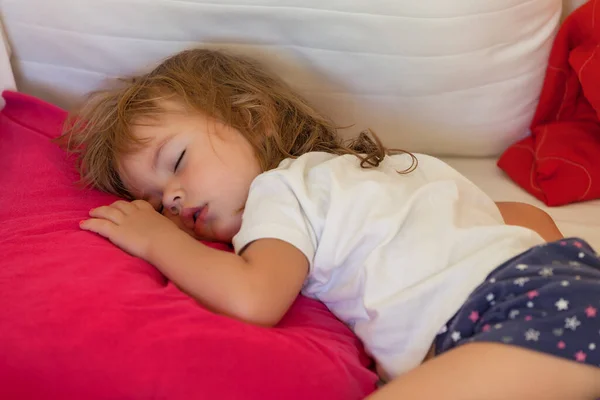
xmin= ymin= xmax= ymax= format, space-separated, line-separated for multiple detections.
xmin=213 ymin=213 xmax=243 ymax=242
xmin=183 ymin=172 xmax=220 ymax=198
xmin=180 ymin=152 xmax=256 ymax=202
xmin=183 ymin=165 xmax=231 ymax=194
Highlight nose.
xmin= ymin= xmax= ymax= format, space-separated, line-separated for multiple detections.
xmin=163 ymin=186 xmax=184 ymax=216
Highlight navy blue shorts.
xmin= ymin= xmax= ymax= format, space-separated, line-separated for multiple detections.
xmin=435 ymin=238 xmax=600 ymax=368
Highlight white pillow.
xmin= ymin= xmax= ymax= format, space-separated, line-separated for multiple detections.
xmin=2 ymin=0 xmax=561 ymax=156
xmin=0 ymin=20 xmax=16 ymax=107
xmin=563 ymin=0 xmax=586 ymax=18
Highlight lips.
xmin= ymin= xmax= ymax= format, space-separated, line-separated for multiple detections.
xmin=193 ymin=205 xmax=209 ymax=224
xmin=181 ymin=204 xmax=208 ymax=230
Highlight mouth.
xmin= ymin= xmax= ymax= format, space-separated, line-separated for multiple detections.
xmin=193 ymin=208 xmax=201 ymax=223
xmin=181 ymin=204 xmax=209 ymax=231
xmin=192 ymin=204 xmax=209 ymax=225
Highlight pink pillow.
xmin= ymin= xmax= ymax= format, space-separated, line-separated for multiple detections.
xmin=0 ymin=91 xmax=377 ymax=399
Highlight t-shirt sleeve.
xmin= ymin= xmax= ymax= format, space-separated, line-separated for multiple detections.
xmin=231 ymin=171 xmax=317 ymax=267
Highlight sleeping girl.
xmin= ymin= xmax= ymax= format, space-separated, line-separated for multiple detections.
xmin=61 ymin=48 xmax=600 ymax=400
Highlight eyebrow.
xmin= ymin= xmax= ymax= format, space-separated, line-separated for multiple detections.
xmin=152 ymin=135 xmax=175 ymax=170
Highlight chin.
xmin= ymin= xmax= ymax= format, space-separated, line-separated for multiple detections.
xmin=211 ymin=217 xmax=242 ymax=243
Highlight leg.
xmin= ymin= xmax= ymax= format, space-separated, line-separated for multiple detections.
xmin=367 ymin=342 xmax=600 ymax=400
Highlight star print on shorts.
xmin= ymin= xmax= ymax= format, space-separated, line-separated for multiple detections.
xmin=435 ymin=238 xmax=600 ymax=369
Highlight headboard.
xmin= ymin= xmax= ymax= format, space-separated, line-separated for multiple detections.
xmin=1 ymin=0 xmax=567 ymax=156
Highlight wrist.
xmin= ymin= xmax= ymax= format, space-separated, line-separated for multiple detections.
xmin=145 ymin=225 xmax=188 ymax=264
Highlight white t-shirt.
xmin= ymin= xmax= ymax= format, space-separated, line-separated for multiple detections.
xmin=232 ymin=152 xmax=544 ymax=378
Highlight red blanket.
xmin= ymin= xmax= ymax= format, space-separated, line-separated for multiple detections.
xmin=498 ymin=0 xmax=600 ymax=206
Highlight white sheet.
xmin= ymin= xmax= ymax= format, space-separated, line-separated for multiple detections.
xmin=442 ymin=157 xmax=600 ymax=251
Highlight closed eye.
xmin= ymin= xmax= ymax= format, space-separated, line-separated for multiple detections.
xmin=174 ymin=150 xmax=186 ymax=172
xmin=155 ymin=149 xmax=185 ymax=214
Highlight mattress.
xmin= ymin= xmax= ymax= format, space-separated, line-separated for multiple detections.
xmin=442 ymin=157 xmax=600 ymax=251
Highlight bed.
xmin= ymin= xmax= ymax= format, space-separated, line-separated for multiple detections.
xmin=1 ymin=0 xmax=598 ymax=399
xmin=442 ymin=157 xmax=600 ymax=249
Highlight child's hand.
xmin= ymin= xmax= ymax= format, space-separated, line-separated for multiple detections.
xmin=80 ymin=200 xmax=178 ymax=259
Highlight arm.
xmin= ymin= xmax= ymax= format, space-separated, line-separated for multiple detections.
xmin=148 ymin=231 xmax=309 ymax=327
xmin=81 ymin=200 xmax=309 ymax=327
xmin=495 ymin=201 xmax=563 ymax=242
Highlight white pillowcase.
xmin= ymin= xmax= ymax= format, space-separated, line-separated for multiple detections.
xmin=563 ymin=0 xmax=586 ymax=17
xmin=0 ymin=20 xmax=16 ymax=107
xmin=2 ymin=0 xmax=561 ymax=156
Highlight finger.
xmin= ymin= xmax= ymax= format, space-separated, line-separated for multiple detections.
xmin=89 ymin=205 xmax=126 ymax=225
xmin=79 ymin=218 xmax=117 ymax=239
xmin=131 ymin=199 xmax=155 ymax=211
xmin=110 ymin=200 xmax=137 ymax=215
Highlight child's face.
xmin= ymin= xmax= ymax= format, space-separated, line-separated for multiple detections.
xmin=119 ymin=102 xmax=262 ymax=243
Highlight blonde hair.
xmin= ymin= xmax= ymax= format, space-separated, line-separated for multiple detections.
xmin=58 ymin=48 xmax=416 ymax=198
